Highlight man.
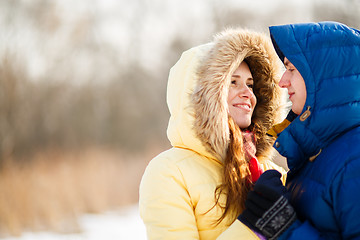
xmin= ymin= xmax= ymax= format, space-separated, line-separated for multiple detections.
xmin=239 ymin=22 xmax=360 ymax=239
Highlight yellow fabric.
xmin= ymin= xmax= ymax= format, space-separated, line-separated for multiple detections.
xmin=217 ymin=219 xmax=260 ymax=239
xmin=139 ymin=44 xmax=287 ymax=239
xmin=266 ymin=119 xmax=292 ymax=139
xmin=166 ymin=44 xmax=218 ymax=162
xmin=139 ymin=147 xmax=286 ymax=240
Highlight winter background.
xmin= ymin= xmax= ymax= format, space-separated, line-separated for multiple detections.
xmin=0 ymin=0 xmax=359 ymax=239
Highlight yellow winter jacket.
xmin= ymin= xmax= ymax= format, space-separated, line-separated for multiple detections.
xmin=139 ymin=28 xmax=286 ymax=239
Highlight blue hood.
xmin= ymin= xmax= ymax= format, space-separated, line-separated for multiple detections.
xmin=269 ymin=22 xmax=360 ymax=171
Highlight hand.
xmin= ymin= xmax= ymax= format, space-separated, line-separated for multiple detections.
xmin=238 ymin=170 xmax=296 ymax=240
xmin=254 ymin=169 xmax=291 ymax=200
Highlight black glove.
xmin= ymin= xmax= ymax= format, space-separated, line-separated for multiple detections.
xmin=238 ymin=170 xmax=296 ymax=240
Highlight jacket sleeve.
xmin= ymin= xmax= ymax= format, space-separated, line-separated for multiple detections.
xmin=216 ymin=159 xmax=288 ymax=240
xmin=332 ymin=162 xmax=360 ymax=239
xmin=216 ymin=219 xmax=261 ymax=239
xmin=139 ymin=154 xmax=261 ymax=240
xmin=279 ymin=161 xmax=360 ymax=240
xmin=139 ymin=155 xmax=200 ymax=239
xmin=277 ymin=220 xmax=326 ymax=240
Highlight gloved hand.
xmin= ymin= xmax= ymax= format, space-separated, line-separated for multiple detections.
xmin=238 ymin=170 xmax=296 ymax=240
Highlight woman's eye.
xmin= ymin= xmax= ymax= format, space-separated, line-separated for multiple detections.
xmin=247 ymin=84 xmax=254 ymax=89
xmin=231 ymin=80 xmax=237 ymax=85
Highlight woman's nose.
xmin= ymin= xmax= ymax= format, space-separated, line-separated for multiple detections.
xmin=238 ymin=85 xmax=253 ymax=98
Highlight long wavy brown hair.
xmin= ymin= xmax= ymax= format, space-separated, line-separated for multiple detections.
xmin=213 ymin=117 xmax=254 ymax=224
xmin=192 ymin=29 xmax=284 ymax=225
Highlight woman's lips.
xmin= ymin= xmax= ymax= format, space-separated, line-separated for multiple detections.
xmin=233 ymin=103 xmax=251 ymax=112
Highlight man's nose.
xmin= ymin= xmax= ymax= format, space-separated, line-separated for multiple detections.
xmin=279 ymin=75 xmax=290 ymax=88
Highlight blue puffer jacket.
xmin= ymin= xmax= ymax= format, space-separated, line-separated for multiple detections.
xmin=269 ymin=22 xmax=360 ymax=239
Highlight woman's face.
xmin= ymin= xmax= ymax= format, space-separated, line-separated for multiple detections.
xmin=227 ymin=61 xmax=257 ymax=129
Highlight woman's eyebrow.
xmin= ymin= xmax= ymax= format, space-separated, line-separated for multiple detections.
xmin=232 ymin=74 xmax=253 ymax=81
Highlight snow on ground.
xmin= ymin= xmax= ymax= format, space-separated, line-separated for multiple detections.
xmin=2 ymin=204 xmax=147 ymax=240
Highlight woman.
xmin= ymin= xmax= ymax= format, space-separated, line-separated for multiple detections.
xmin=139 ymin=28 xmax=286 ymax=239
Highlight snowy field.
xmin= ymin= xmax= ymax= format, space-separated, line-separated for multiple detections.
xmin=2 ymin=204 xmax=147 ymax=240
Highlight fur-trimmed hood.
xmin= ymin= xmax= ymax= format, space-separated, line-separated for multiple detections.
xmin=166 ymin=28 xmax=285 ymax=163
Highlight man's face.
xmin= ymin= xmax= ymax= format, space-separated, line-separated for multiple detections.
xmin=279 ymin=57 xmax=307 ymax=115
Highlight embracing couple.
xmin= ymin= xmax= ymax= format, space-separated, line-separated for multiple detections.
xmin=140 ymin=22 xmax=360 ymax=240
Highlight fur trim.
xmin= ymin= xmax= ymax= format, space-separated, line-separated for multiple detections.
xmin=192 ymin=28 xmax=284 ymax=161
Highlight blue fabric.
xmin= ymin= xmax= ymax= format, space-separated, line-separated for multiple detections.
xmin=269 ymin=22 xmax=360 ymax=239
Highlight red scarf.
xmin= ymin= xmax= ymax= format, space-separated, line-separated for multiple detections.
xmin=243 ymin=131 xmax=264 ymax=183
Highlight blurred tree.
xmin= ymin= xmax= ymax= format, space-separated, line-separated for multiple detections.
xmin=1 ymin=0 xmax=360 ymax=165
xmin=312 ymin=0 xmax=360 ymax=28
